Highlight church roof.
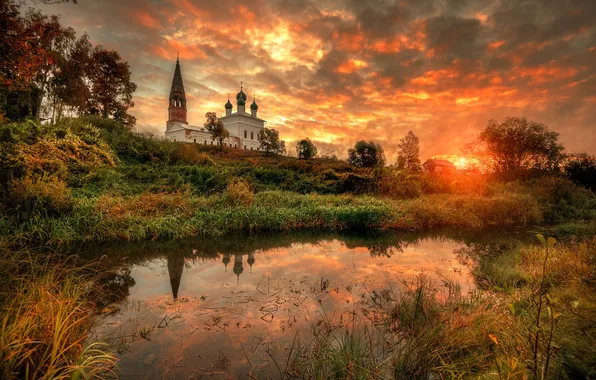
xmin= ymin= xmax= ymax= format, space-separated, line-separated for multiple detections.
xmin=169 ymin=59 xmax=186 ymax=100
xmin=423 ymin=159 xmax=455 ymax=167
xmin=219 ymin=111 xmax=266 ymax=122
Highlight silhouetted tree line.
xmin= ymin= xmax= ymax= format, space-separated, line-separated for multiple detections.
xmin=0 ymin=0 xmax=136 ymax=126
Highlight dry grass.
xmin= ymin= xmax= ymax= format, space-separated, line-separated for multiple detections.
xmin=0 ymin=249 xmax=116 ymax=379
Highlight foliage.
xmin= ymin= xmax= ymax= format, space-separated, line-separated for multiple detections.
xmin=347 ymin=140 xmax=385 ymax=168
xmin=0 ymin=0 xmax=136 ymax=124
xmin=86 ymin=46 xmax=137 ymax=125
xmin=466 ymin=117 xmax=565 ymax=173
xmin=296 ymin=138 xmax=317 ymax=159
xmin=257 ymin=128 xmax=282 ymax=156
xmin=223 ymin=180 xmax=254 ymax=207
xmin=204 ymin=112 xmax=229 ymax=151
xmin=565 ymin=153 xmax=596 ymax=191
xmin=374 ymin=167 xmax=422 ymax=198
xmin=9 ymin=174 xmax=74 ymax=218
xmin=396 ymin=131 xmax=421 ymax=171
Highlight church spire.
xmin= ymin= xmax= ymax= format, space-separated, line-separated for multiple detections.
xmin=167 ymin=253 xmax=185 ymax=300
xmin=168 ymin=56 xmax=187 ymax=126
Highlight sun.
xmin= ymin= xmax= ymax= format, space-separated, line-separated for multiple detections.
xmin=455 ymin=157 xmax=468 ymax=169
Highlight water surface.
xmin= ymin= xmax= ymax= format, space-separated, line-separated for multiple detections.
xmin=90 ymin=232 xmax=488 ymax=378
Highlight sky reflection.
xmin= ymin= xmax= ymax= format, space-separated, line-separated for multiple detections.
xmin=94 ymin=236 xmax=473 ymax=378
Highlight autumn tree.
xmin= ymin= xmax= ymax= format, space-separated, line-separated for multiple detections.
xmin=296 ymin=138 xmax=317 ymax=159
xmin=348 ymin=140 xmax=385 ymax=167
xmin=467 ymin=117 xmax=565 ymax=172
xmin=48 ymin=33 xmax=91 ymax=121
xmin=396 ymin=131 xmax=421 ymax=171
xmin=204 ymin=112 xmax=229 ymax=151
xmin=0 ymin=1 xmax=69 ymax=119
xmin=257 ymin=128 xmax=282 ymax=156
xmin=86 ymin=46 xmax=137 ymax=125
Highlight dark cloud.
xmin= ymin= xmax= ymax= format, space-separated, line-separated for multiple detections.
xmin=36 ymin=0 xmax=596 ymax=159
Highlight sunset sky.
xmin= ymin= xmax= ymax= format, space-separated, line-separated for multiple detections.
xmin=38 ymin=0 xmax=595 ymax=161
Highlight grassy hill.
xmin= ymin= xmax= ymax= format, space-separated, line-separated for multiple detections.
xmin=0 ymin=117 xmax=594 ymax=246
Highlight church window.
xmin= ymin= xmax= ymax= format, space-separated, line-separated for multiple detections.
xmin=251 ymin=132 xmax=254 ymax=140
xmin=193 ymin=139 xmax=196 ymax=143
xmin=244 ymin=145 xmax=246 ymax=149
xmin=204 ymin=140 xmax=207 ymax=145
xmin=244 ymin=130 xmax=247 ymax=138
xmin=211 ymin=141 xmax=213 ymax=145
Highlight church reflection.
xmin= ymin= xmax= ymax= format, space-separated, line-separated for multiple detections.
xmin=167 ymin=253 xmax=185 ymax=300
xmin=165 ymin=251 xmax=258 ymax=299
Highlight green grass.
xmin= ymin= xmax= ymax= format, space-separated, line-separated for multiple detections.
xmin=1 ymin=190 xmax=546 ymax=246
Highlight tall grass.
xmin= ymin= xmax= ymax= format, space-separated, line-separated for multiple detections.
xmin=285 ymin=276 xmax=497 ymax=379
xmin=0 ymin=249 xmax=116 ymax=379
xmin=458 ymin=236 xmax=596 ymax=378
xmin=1 ymin=190 xmax=546 ymax=246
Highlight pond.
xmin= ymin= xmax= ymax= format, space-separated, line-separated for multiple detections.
xmin=87 ymin=231 xmax=517 ymax=378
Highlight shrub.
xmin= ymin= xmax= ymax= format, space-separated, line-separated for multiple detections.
xmin=340 ymin=173 xmax=374 ymax=194
xmin=9 ymin=175 xmax=74 ymax=218
xmin=374 ymin=168 xmax=422 ymax=199
xmin=172 ymin=143 xmax=214 ymax=165
xmin=565 ymin=154 xmax=596 ymax=191
xmin=223 ymin=180 xmax=254 ymax=207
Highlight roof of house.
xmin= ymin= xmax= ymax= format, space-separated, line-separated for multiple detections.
xmin=423 ymin=159 xmax=455 ymax=167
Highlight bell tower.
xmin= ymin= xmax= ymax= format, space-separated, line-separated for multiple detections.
xmin=167 ymin=54 xmax=187 ymax=128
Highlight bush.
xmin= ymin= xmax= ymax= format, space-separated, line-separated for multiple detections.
xmin=565 ymin=154 xmax=596 ymax=191
xmin=375 ymin=168 xmax=422 ymax=199
xmin=9 ymin=175 xmax=74 ymax=218
xmin=223 ymin=180 xmax=254 ymax=206
xmin=172 ymin=144 xmax=214 ymax=165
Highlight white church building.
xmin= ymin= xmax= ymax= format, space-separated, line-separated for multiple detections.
xmin=164 ymin=57 xmax=266 ymax=150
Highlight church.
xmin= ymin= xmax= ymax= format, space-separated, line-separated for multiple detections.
xmin=164 ymin=57 xmax=266 ymax=150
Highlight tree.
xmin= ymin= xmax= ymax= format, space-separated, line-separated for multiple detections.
xmin=466 ymin=117 xmax=565 ymax=172
xmin=1 ymin=2 xmax=73 ymax=119
xmin=396 ymin=131 xmax=421 ymax=170
xmin=86 ymin=46 xmax=136 ymax=125
xmin=348 ymin=140 xmax=385 ymax=167
xmin=296 ymin=138 xmax=317 ymax=159
xmin=257 ymin=128 xmax=281 ymax=156
xmin=49 ymin=33 xmax=91 ymax=121
xmin=204 ymin=112 xmax=229 ymax=151
xmin=565 ymin=154 xmax=596 ymax=191
xmin=279 ymin=140 xmax=287 ymax=156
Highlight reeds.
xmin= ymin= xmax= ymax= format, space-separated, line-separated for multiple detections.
xmin=0 ymin=249 xmax=116 ymax=379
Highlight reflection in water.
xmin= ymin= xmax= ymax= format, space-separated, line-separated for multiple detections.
xmin=90 ymin=231 xmax=522 ymax=379
xmin=167 ymin=253 xmax=185 ymax=300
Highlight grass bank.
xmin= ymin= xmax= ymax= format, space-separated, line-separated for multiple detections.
xmin=3 ymin=189 xmax=544 ymax=246
xmin=283 ymin=235 xmax=596 ymax=379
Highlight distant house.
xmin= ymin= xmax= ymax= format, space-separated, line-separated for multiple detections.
xmin=422 ymin=159 xmax=456 ymax=173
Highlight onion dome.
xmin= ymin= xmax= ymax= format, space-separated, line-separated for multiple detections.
xmin=236 ymin=82 xmax=247 ymax=104
xmin=236 ymin=90 xmax=247 ymax=101
xmin=225 ymin=95 xmax=233 ymax=110
xmin=247 ymin=252 xmax=255 ymax=272
xmin=222 ymin=253 xmax=230 ymax=272
xmin=250 ymin=95 xmax=258 ymax=110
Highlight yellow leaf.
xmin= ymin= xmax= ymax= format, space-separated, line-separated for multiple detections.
xmin=489 ymin=334 xmax=499 ymax=345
